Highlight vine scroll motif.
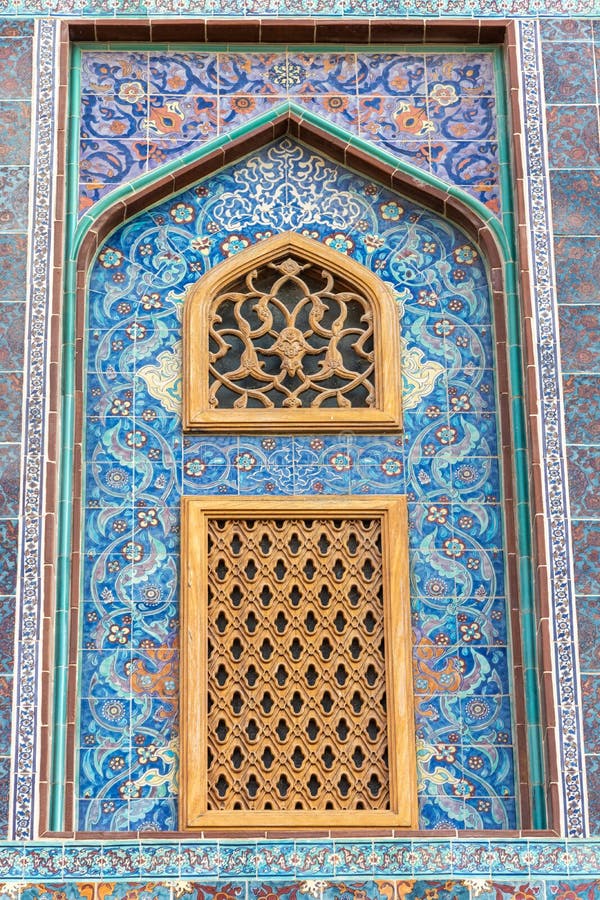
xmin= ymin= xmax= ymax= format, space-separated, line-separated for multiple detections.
xmin=208 ymin=256 xmax=375 ymax=410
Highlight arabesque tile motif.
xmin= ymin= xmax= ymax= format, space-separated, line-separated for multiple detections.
xmin=78 ymin=49 xmax=502 ymax=218
xmin=80 ymin=137 xmax=514 ymax=832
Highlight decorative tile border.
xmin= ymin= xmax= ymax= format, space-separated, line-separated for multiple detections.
xmin=0 ymin=3 xmax=598 ymax=17
xmin=11 ymin=17 xmax=59 ymax=841
xmin=518 ymin=18 xmax=586 ymax=836
xmin=0 ymin=838 xmax=596 ymax=878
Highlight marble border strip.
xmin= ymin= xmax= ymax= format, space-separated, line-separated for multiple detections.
xmin=518 ymin=19 xmax=587 ymax=837
xmin=10 ymin=17 xmax=60 ymax=841
xmin=0 ymin=838 xmax=596 ymax=879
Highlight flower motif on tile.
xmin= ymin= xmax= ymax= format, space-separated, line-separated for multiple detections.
xmin=79 ymin=49 xmax=503 ymax=220
xmin=429 ymin=83 xmax=459 ymax=107
xmin=393 ymin=101 xmax=435 ymax=135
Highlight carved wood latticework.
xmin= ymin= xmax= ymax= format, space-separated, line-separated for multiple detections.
xmin=209 ymin=256 xmax=376 ymax=411
xmin=181 ymin=496 xmax=417 ymax=830
xmin=184 ymin=233 xmax=402 ymax=433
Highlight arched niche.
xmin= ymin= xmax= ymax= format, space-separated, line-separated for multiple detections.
xmin=58 ymin=116 xmax=531 ymax=834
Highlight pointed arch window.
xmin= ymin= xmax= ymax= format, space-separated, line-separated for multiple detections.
xmin=183 ymin=232 xmax=402 ymax=433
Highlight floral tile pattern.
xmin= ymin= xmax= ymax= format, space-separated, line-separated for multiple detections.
xmin=80 ymin=138 xmax=514 ymax=832
xmin=543 ymin=20 xmax=600 ymax=834
xmin=554 ymin=237 xmax=600 ymax=305
xmin=78 ymin=48 xmax=502 ymax=218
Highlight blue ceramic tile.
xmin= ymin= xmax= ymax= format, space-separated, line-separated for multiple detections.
xmin=463 ymin=796 xmax=516 ymax=830
xmin=542 ymin=40 xmax=596 ymax=103
xmin=331 ymin=843 xmax=374 ymax=875
xmin=551 ymin=171 xmax=600 ymax=236
xmin=526 ymin=842 xmax=569 ymax=875
xmin=488 ymin=841 xmax=530 ymax=874
xmin=0 ymin=443 xmax=19 ymax=517
xmin=356 ymin=53 xmax=426 ymax=96
xmin=0 ymin=302 xmax=25 ymax=372
xmin=582 ymin=676 xmax=600 ymax=752
xmin=0 ymin=596 xmax=15 ymax=674
xmin=256 ymin=843 xmax=295 ymax=875
xmin=0 ymin=21 xmax=33 ymax=37
xmin=0 ymin=676 xmax=12 ymax=755
xmin=563 ymin=375 xmax=600 ymax=445
xmin=426 ymin=53 xmax=495 ymax=98
xmin=294 ymin=842 xmax=334 ymax=876
xmin=546 ymin=105 xmax=600 ymax=170
xmin=0 ymin=37 xmax=32 ymax=99
xmin=149 ymin=51 xmax=218 ymax=95
xmin=81 ymin=51 xmax=149 ymax=95
xmin=541 ymin=19 xmax=594 ymax=40
xmin=450 ymin=840 xmax=492 ymax=874
xmin=0 ymin=520 xmax=17 ymax=594
xmin=578 ymin=597 xmax=600 ymax=672
xmin=216 ymin=844 xmax=258 ymax=877
xmin=61 ymin=845 xmax=105 ymax=878
xmin=0 ymin=234 xmax=27 ymax=300
xmin=586 ymin=754 xmax=600 ymax=835
xmin=0 ymin=167 xmax=28 ymax=232
xmin=567 ymin=446 xmax=600 ymax=518
xmin=0 ymin=101 xmax=30 ymax=166
xmin=555 ymin=237 xmax=600 ymax=305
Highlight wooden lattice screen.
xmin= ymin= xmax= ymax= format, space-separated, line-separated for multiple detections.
xmin=181 ymin=496 xmax=416 ymax=830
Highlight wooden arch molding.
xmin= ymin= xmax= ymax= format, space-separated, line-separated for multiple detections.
xmin=183 ymin=231 xmax=402 ymax=433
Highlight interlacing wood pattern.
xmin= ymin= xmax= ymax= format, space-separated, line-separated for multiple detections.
xmin=184 ymin=233 xmax=402 ymax=433
xmin=205 ymin=516 xmax=389 ymax=812
xmin=208 ymin=257 xmax=375 ymax=411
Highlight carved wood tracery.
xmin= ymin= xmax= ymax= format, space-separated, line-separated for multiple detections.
xmin=184 ymin=233 xmax=402 ymax=433
xmin=181 ymin=495 xmax=417 ymax=830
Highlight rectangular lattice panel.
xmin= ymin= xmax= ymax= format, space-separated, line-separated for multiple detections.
xmin=206 ymin=516 xmax=388 ymax=812
xmin=181 ymin=496 xmax=416 ymax=830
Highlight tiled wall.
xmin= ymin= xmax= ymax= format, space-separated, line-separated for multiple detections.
xmin=0 ymin=10 xmax=595 ymax=848
xmin=541 ymin=19 xmax=600 ymax=834
xmin=80 ymin=137 xmax=514 ymax=832
xmin=0 ymin=17 xmax=33 ymax=836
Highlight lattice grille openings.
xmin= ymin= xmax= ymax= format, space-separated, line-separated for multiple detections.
xmin=206 ymin=516 xmax=388 ymax=812
xmin=208 ymin=257 xmax=376 ymax=411
xmin=181 ymin=496 xmax=416 ymax=829
xmin=183 ymin=233 xmax=402 ymax=433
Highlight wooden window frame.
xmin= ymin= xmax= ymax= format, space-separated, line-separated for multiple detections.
xmin=183 ymin=232 xmax=403 ymax=434
xmin=180 ymin=494 xmax=417 ymax=830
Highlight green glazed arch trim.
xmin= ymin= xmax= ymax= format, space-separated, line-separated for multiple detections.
xmin=53 ymin=55 xmax=541 ymax=830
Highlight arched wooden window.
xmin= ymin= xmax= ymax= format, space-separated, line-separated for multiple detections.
xmin=183 ymin=232 xmax=402 ymax=433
